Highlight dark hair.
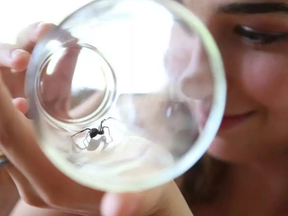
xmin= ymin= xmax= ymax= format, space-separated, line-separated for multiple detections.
xmin=177 ymin=154 xmax=227 ymax=207
xmin=171 ymin=0 xmax=228 ymax=207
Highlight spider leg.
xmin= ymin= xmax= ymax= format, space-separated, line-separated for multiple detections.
xmin=82 ymin=132 xmax=91 ymax=149
xmin=71 ymin=128 xmax=91 ymax=138
xmin=108 ymin=136 xmax=113 ymax=143
xmin=103 ymin=126 xmax=114 ymax=143
xmin=101 ymin=136 xmax=109 ymax=151
xmin=71 ymin=137 xmax=88 ymax=150
xmin=100 ymin=117 xmax=120 ymax=128
xmin=101 ymin=133 xmax=114 ymax=152
xmin=103 ymin=126 xmax=111 ymax=136
xmin=71 ymin=130 xmax=91 ymax=150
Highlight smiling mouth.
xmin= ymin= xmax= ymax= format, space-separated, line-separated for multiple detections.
xmin=220 ymin=111 xmax=256 ymax=131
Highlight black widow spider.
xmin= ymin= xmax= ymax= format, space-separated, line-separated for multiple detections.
xmin=71 ymin=117 xmax=115 ymax=150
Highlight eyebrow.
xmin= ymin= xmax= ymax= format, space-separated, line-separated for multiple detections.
xmin=218 ymin=2 xmax=288 ymax=15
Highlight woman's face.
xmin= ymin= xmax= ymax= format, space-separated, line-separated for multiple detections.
xmin=179 ymin=0 xmax=288 ymax=163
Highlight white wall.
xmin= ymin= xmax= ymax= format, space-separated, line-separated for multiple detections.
xmin=0 ymin=0 xmax=92 ymax=43
xmin=0 ymin=0 xmax=173 ymax=94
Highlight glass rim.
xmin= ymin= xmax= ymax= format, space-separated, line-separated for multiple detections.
xmin=26 ymin=0 xmax=227 ymax=192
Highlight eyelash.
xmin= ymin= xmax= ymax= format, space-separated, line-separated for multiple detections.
xmin=233 ymin=25 xmax=288 ymax=46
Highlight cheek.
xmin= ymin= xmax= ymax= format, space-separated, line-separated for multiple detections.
xmin=242 ymin=52 xmax=288 ymax=110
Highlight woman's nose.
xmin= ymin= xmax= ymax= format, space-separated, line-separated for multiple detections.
xmin=180 ymin=56 xmax=214 ymax=100
xmin=165 ymin=26 xmax=214 ymax=101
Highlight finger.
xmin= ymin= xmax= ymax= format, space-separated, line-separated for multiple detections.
xmin=0 ymin=98 xmax=29 ymax=161
xmin=101 ymin=193 xmax=142 ymax=216
xmin=100 ymin=181 xmax=192 ymax=216
xmin=5 ymin=164 xmax=47 ymax=208
xmin=0 ymin=75 xmax=104 ymax=213
xmin=11 ymin=200 xmax=78 ymax=216
xmin=0 ymin=44 xmax=30 ymax=72
xmin=41 ymin=44 xmax=81 ymax=119
xmin=100 ymin=184 xmax=167 ymax=216
xmin=1 ymin=68 xmax=26 ymax=98
xmin=5 ymin=98 xmax=38 ymax=206
xmin=69 ymin=89 xmax=105 ymax=119
xmin=16 ymin=22 xmax=55 ymax=52
xmin=0 ymin=22 xmax=55 ymax=70
xmin=0 ymin=74 xmax=66 ymax=192
xmin=12 ymin=97 xmax=29 ymax=115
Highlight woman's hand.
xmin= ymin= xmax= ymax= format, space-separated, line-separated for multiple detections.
xmin=0 ymin=22 xmax=194 ymax=216
xmin=0 ymin=22 xmax=52 ymax=99
xmin=0 ymin=96 xmax=193 ymax=216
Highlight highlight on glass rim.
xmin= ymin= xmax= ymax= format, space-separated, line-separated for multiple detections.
xmin=23 ymin=0 xmax=226 ymax=192
xmin=3 ymin=0 xmax=288 ymax=215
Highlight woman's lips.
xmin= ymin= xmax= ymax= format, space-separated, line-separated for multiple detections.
xmin=198 ymin=110 xmax=255 ymax=131
xmin=219 ymin=111 xmax=256 ymax=130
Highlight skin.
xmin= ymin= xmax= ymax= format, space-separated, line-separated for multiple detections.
xmin=0 ymin=23 xmax=192 ymax=216
xmin=178 ymin=0 xmax=288 ymax=215
xmin=188 ymin=0 xmax=288 ymax=164
xmin=2 ymin=0 xmax=288 ymax=215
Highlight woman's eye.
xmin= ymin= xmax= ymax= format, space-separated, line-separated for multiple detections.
xmin=233 ymin=25 xmax=287 ymax=45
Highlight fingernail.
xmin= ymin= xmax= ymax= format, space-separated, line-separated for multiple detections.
xmin=35 ymin=22 xmax=50 ymax=41
xmin=11 ymin=49 xmax=26 ymax=59
xmin=37 ymin=22 xmax=45 ymax=29
xmin=37 ymin=22 xmax=49 ymax=32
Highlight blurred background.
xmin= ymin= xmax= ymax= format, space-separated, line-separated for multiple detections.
xmin=0 ymin=0 xmax=93 ymax=43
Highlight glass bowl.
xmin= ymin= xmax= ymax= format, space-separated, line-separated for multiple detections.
xmin=25 ymin=0 xmax=226 ymax=192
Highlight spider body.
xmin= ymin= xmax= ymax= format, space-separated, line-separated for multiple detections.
xmin=89 ymin=128 xmax=104 ymax=138
xmin=71 ymin=117 xmax=116 ymax=150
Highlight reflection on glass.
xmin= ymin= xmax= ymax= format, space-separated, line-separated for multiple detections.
xmin=26 ymin=0 xmax=226 ymax=192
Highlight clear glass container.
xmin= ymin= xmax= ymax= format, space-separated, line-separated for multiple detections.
xmin=25 ymin=0 xmax=226 ymax=192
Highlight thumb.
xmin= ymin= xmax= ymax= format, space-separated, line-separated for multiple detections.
xmin=100 ymin=182 xmax=175 ymax=216
xmin=100 ymin=193 xmax=142 ymax=216
xmin=12 ymin=97 xmax=29 ymax=115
